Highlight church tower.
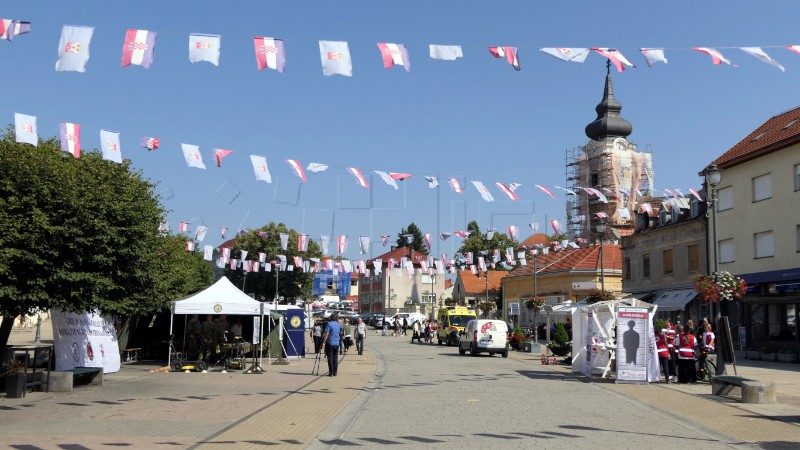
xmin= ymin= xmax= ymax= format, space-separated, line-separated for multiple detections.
xmin=566 ymin=64 xmax=654 ymax=242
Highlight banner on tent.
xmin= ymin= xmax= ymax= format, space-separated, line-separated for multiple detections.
xmin=615 ymin=307 xmax=649 ymax=382
xmin=51 ymin=310 xmax=120 ymax=373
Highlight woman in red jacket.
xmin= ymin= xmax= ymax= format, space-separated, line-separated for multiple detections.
xmin=677 ymin=325 xmax=697 ymax=384
xmin=654 ymin=326 xmax=671 ymax=383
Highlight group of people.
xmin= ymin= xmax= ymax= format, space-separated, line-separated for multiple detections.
xmin=312 ymin=314 xmax=368 ymax=377
xmin=654 ymin=318 xmax=716 ymax=384
xmin=185 ymin=314 xmax=244 ymax=362
xmin=411 ymin=320 xmax=437 ymax=344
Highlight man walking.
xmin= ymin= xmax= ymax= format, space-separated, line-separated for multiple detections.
xmin=311 ymin=320 xmax=323 ymax=354
xmin=322 ymin=314 xmax=342 ymax=376
xmin=355 ymin=317 xmax=367 ymax=355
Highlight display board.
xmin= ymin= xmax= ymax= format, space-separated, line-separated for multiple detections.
xmin=615 ymin=306 xmax=649 ymax=383
xmin=51 ymin=310 xmax=120 ymax=373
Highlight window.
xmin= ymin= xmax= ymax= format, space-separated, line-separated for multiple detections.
xmin=642 ymin=254 xmax=651 ymax=278
xmin=795 ymin=164 xmax=800 ymax=191
xmin=752 ymin=173 xmax=772 ymax=202
xmin=623 ymin=257 xmax=631 ymax=280
xmin=421 ymin=294 xmax=435 ymax=304
xmin=351 ymin=279 xmax=358 ymax=286
xmin=717 ymin=186 xmax=733 ymax=211
xmin=719 ymin=239 xmax=735 ymax=263
xmin=687 ymin=244 xmax=699 ymax=272
xmin=754 ymin=231 xmax=774 ymax=258
xmin=662 ymin=249 xmax=673 ymax=275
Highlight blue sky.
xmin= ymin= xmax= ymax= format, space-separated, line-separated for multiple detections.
xmin=4 ymin=1 xmax=799 ymax=262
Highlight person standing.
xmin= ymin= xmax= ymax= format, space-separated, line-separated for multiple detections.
xmin=185 ymin=315 xmax=201 ymax=360
xmin=412 ymin=320 xmax=420 ymax=343
xmin=654 ymin=326 xmax=671 ymax=383
xmin=322 ymin=314 xmax=342 ymax=376
xmin=200 ymin=315 xmax=217 ymax=361
xmin=663 ymin=319 xmax=677 ymax=382
xmin=342 ymin=319 xmax=352 ymax=354
xmin=355 ymin=317 xmax=367 ymax=355
xmin=702 ymin=323 xmax=715 ymax=352
xmin=677 ymin=325 xmax=697 ymax=384
xmin=311 ymin=320 xmax=323 ymax=354
xmin=402 ymin=317 xmax=408 ymax=336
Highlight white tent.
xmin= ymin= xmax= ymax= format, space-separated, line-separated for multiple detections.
xmin=171 ymin=276 xmax=262 ymax=315
xmin=169 ymin=276 xmax=267 ymax=368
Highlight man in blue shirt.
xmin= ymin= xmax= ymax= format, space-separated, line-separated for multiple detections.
xmin=322 ymin=314 xmax=342 ymax=376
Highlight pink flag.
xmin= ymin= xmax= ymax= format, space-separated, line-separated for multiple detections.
xmin=0 ymin=19 xmax=31 ymax=41
xmin=185 ymin=241 xmax=195 ymax=251
xmin=346 ymin=167 xmax=369 ymax=188
xmin=380 ymin=235 xmax=389 ymax=246
xmin=286 ymin=159 xmax=307 ymax=182
xmin=179 ymin=221 xmax=190 ymax=233
xmin=692 ymin=47 xmax=733 ymax=66
xmin=140 ymin=136 xmax=160 ymax=150
xmin=214 ymin=148 xmax=233 ymax=168
xmin=222 ymin=247 xmax=231 ymax=263
xmin=390 ymin=173 xmax=412 ymax=181
xmin=591 ymin=48 xmax=636 ymax=72
xmin=298 ymin=234 xmax=309 ymax=252
xmin=293 ymin=256 xmax=302 ymax=268
xmin=454 ymin=230 xmax=470 ymax=239
xmin=689 ymin=188 xmax=704 ymax=202
xmin=595 ymin=212 xmax=608 ymax=219
xmin=507 ymin=225 xmax=518 ymax=241
xmin=59 ymin=122 xmax=80 ymax=158
xmin=534 ymin=185 xmax=557 ymax=200
xmin=121 ymin=29 xmax=157 ymax=68
xmin=786 ymin=45 xmax=800 ymax=55
xmin=550 ymin=219 xmax=562 ymax=235
xmin=448 ymin=178 xmax=463 ymax=193
xmin=337 ymin=235 xmax=348 ymax=254
xmin=424 ymin=233 xmax=431 ymax=251
xmin=488 ymin=46 xmax=520 ymax=70
xmin=496 ymin=183 xmax=518 ymax=201
xmin=377 ymin=43 xmax=411 ymax=71
xmin=253 ymin=37 xmax=285 ymax=72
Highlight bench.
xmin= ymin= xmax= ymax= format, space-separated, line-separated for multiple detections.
xmin=48 ymin=367 xmax=104 ymax=393
xmin=711 ymin=375 xmax=776 ymax=404
xmin=122 ymin=348 xmax=141 ymax=364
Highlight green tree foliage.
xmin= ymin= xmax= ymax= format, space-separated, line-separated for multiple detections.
xmin=224 ymin=222 xmax=322 ymax=303
xmin=395 ymin=222 xmax=427 ymax=252
xmin=552 ymin=322 xmax=569 ymax=346
xmin=0 ymin=130 xmax=213 ymax=349
xmin=456 ymin=220 xmax=518 ymax=269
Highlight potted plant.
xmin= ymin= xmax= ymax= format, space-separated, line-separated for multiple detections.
xmin=548 ymin=322 xmax=571 ymax=357
xmin=4 ymin=358 xmax=26 ymax=398
xmin=585 ymin=288 xmax=616 ymax=305
xmin=509 ymin=325 xmax=525 ymax=350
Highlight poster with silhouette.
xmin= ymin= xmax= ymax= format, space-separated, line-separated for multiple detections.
xmin=615 ymin=307 xmax=649 ymax=382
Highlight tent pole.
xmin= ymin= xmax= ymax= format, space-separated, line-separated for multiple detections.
xmin=168 ymin=310 xmax=174 ymax=368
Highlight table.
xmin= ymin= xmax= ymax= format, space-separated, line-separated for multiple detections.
xmin=5 ymin=344 xmax=53 ymax=393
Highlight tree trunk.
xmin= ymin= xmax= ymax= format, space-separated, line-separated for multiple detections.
xmin=1 ymin=315 xmax=16 ymax=358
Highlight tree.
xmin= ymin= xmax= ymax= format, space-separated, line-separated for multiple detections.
xmin=456 ymin=221 xmax=518 ymax=269
xmin=0 ymin=130 xmax=211 ymax=350
xmin=224 ymin=222 xmax=322 ymax=303
xmin=395 ymin=222 xmax=427 ymax=252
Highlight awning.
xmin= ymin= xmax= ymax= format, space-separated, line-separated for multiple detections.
xmin=653 ymin=288 xmax=698 ymax=312
xmin=626 ymin=292 xmax=654 ymax=301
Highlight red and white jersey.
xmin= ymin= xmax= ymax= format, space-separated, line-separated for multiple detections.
xmin=655 ymin=334 xmax=670 ymax=358
xmin=663 ymin=326 xmax=677 ymax=349
xmin=677 ymin=333 xmax=696 ymax=359
xmin=702 ymin=331 xmax=715 ymax=351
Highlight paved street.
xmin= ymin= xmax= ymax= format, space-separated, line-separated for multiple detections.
xmin=3 ymin=323 xmax=800 ymax=449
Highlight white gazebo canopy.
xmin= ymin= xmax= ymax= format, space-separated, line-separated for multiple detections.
xmin=172 ymin=276 xmax=262 ymax=316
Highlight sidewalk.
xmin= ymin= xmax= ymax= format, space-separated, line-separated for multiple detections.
xmin=1 ymin=331 xmax=377 ymax=449
xmin=507 ymin=346 xmax=800 ymax=447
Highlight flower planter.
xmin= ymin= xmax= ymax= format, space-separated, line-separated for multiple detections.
xmin=762 ymin=352 xmax=778 ymax=362
xmin=777 ymin=353 xmax=799 ymax=363
xmin=5 ymin=374 xmax=26 ymax=398
xmin=745 ymin=350 xmax=761 ymax=360
xmin=548 ymin=345 xmax=571 ymax=357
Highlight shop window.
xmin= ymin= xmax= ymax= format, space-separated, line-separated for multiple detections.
xmin=752 ymin=173 xmax=772 ymax=202
xmin=642 ymin=254 xmax=651 ymax=278
xmin=767 ymin=304 xmax=796 ymax=342
xmin=662 ymin=249 xmax=673 ymax=275
xmin=687 ymin=244 xmax=699 ymax=272
xmin=717 ymin=186 xmax=733 ymax=211
xmin=754 ymin=231 xmax=774 ymax=259
xmin=719 ymin=239 xmax=735 ymax=263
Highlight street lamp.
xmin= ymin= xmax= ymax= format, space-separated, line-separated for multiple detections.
xmin=595 ymin=218 xmax=607 ymax=291
xmin=702 ymin=163 xmax=722 ymax=318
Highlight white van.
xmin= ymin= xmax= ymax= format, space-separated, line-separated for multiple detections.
xmin=458 ymin=319 xmax=509 ymax=357
xmin=385 ymin=312 xmax=426 ymax=328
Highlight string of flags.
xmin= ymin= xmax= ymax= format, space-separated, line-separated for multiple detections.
xmin=5 ymin=20 xmax=800 ymax=73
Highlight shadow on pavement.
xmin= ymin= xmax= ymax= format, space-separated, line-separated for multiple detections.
xmin=560 ymin=424 xmax=724 ymax=443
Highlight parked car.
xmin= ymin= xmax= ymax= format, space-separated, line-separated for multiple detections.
xmin=385 ymin=312 xmax=426 ymax=328
xmin=458 ymin=319 xmax=509 ymax=357
xmin=368 ymin=314 xmax=384 ymax=328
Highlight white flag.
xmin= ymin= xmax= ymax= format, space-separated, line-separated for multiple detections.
xmin=320 ymin=235 xmax=330 ymax=254
xmin=424 ymin=176 xmax=439 ymax=188
xmin=14 ymin=113 xmax=37 ymax=146
xmin=359 ymin=236 xmax=370 ymax=255
xmin=189 ymin=33 xmax=221 ymax=65
xmin=203 ymin=245 xmax=213 ymax=261
xmin=56 ymin=26 xmax=94 ymax=72
xmin=539 ymin=47 xmax=590 ymax=63
xmin=471 ymin=181 xmax=495 ymax=202
xmin=429 ymin=44 xmax=463 ymax=61
xmin=307 ymin=162 xmax=328 ymax=173
xmin=319 ymin=40 xmax=353 ymax=77
xmin=279 ymin=233 xmax=289 ymax=251
xmin=100 ymin=130 xmax=122 ymax=164
xmin=740 ymin=47 xmax=785 ymax=72
xmin=640 ymin=48 xmax=668 ymax=67
xmin=195 ymin=225 xmax=208 ymax=242
xmin=250 ymin=155 xmax=272 ymax=183
xmin=374 ymin=171 xmax=398 ymax=189
xmin=181 ymin=143 xmax=206 ymax=169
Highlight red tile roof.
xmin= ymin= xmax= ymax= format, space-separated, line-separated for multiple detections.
xmin=504 ymin=244 xmax=622 ymax=279
xmin=219 ymin=238 xmax=237 ymax=249
xmin=518 ymin=233 xmax=550 ymax=248
xmin=458 ymin=270 xmax=507 ymax=296
xmin=714 ymin=106 xmax=800 ymax=169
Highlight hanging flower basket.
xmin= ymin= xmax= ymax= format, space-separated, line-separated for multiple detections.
xmin=693 ymin=271 xmax=747 ymax=302
xmin=585 ymin=288 xmax=616 ymax=304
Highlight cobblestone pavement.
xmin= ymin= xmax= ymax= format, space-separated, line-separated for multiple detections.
xmin=4 ymin=323 xmax=800 ymax=449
